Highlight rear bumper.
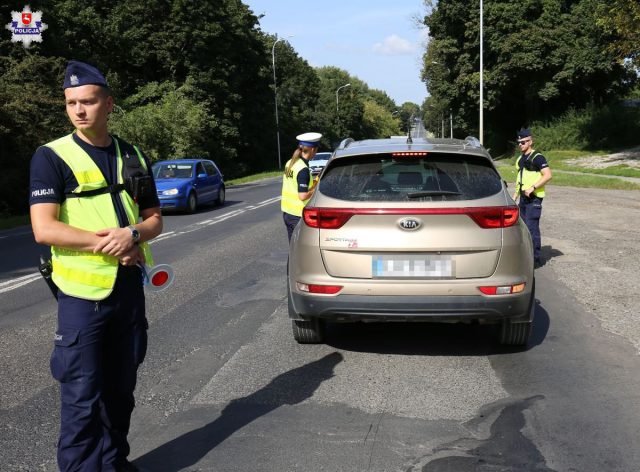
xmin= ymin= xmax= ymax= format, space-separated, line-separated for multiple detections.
xmin=290 ymin=292 xmax=533 ymax=324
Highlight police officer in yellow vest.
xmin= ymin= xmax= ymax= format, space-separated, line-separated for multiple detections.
xmin=513 ymin=128 xmax=552 ymax=268
xmin=281 ymin=132 xmax=321 ymax=241
xmin=29 ymin=61 xmax=163 ymax=472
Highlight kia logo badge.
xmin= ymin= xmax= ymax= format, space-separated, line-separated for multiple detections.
xmin=398 ymin=218 xmax=421 ymax=230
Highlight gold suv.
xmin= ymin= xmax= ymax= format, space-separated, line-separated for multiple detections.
xmin=287 ymin=136 xmax=535 ymax=346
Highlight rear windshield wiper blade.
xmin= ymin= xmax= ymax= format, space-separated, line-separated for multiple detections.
xmin=407 ymin=190 xmax=461 ymax=198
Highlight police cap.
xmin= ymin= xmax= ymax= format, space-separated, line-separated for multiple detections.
xmin=63 ymin=60 xmax=108 ymax=90
xmin=517 ymin=128 xmax=532 ymax=139
xmin=296 ymin=132 xmax=322 ymax=147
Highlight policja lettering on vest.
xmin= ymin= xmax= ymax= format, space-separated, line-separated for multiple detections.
xmin=29 ymin=59 xmax=163 ymax=472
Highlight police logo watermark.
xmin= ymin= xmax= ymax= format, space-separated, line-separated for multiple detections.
xmin=5 ymin=5 xmax=48 ymax=48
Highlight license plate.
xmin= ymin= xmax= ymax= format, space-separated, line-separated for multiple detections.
xmin=372 ymin=254 xmax=453 ymax=278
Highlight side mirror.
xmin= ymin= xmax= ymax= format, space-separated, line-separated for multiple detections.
xmin=197 ymin=173 xmax=207 ymax=179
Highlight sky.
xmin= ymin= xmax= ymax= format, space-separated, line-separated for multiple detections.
xmin=242 ymin=0 xmax=430 ymax=106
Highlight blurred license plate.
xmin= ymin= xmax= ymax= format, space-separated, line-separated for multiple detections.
xmin=372 ymin=255 xmax=453 ymax=278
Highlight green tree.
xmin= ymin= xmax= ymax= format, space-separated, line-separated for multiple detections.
xmin=109 ymin=81 xmax=210 ymax=161
xmin=596 ymin=0 xmax=640 ymax=67
xmin=422 ymin=0 xmax=635 ymax=151
xmin=262 ymin=34 xmax=321 ymax=163
xmin=0 ymin=54 xmax=67 ymax=215
xmin=362 ymin=100 xmax=402 ymax=138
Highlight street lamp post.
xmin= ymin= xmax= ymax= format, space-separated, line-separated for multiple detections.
xmin=272 ymin=35 xmax=293 ymax=169
xmin=336 ymin=83 xmax=351 ymax=113
xmin=479 ymin=0 xmax=484 ymax=144
xmin=335 ymin=83 xmax=351 ymax=138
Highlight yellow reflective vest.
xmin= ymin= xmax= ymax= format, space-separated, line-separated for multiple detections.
xmin=515 ymin=151 xmax=546 ymax=198
xmin=44 ymin=134 xmax=154 ymax=300
xmin=281 ymin=158 xmax=311 ymax=217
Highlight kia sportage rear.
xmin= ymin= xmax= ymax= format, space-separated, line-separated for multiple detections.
xmin=287 ymin=136 xmax=535 ymax=346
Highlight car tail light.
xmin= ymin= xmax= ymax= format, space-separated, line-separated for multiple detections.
xmin=296 ymin=282 xmax=343 ymax=294
xmin=392 ymin=151 xmax=428 ymax=157
xmin=303 ymin=206 xmax=519 ymax=230
xmin=303 ymin=207 xmax=354 ymax=229
xmin=478 ymin=283 xmax=526 ymax=295
xmin=466 ymin=206 xmax=519 ymax=228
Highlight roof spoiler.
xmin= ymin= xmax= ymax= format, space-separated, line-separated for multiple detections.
xmin=463 ymin=136 xmax=482 ymax=148
xmin=336 ymin=138 xmax=354 ymax=150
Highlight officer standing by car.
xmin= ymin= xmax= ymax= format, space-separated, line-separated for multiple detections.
xmin=513 ymin=128 xmax=552 ymax=268
xmin=29 ymin=60 xmax=163 ymax=472
xmin=281 ymin=132 xmax=321 ymax=241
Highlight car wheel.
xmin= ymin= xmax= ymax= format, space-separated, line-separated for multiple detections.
xmin=292 ymin=319 xmax=324 ymax=344
xmin=216 ymin=185 xmax=225 ymax=206
xmin=186 ymin=192 xmax=197 ymax=213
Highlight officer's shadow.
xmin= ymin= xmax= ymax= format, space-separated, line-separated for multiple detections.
xmin=135 ymin=352 xmax=343 ymax=471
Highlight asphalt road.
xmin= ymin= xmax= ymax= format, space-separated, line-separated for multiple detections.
xmin=1 ymin=180 xmax=639 ymax=471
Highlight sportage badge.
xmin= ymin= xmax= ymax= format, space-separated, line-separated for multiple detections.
xmin=398 ymin=218 xmax=421 ymax=231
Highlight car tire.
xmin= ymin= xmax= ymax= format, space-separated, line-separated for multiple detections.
xmin=186 ymin=192 xmax=197 ymax=213
xmin=292 ymin=319 xmax=324 ymax=344
xmin=216 ymin=185 xmax=225 ymax=206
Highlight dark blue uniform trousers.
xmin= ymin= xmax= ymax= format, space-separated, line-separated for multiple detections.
xmin=51 ymin=266 xmax=148 ymax=472
xmin=519 ymin=196 xmax=543 ymax=262
xmin=283 ymin=212 xmax=301 ymax=242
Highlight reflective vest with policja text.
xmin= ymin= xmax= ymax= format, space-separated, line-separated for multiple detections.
xmin=281 ymin=158 xmax=312 ymax=217
xmin=44 ymin=133 xmax=154 ymax=301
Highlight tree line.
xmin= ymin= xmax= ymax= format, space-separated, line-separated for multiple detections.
xmin=0 ymin=0 xmax=417 ymax=216
xmin=420 ymin=0 xmax=640 ymax=153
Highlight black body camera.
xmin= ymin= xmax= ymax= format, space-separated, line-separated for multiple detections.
xmin=125 ymin=173 xmax=154 ymax=201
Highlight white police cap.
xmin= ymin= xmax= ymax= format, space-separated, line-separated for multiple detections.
xmin=296 ymin=132 xmax=322 ymax=147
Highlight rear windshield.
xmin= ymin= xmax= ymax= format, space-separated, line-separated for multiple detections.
xmin=318 ymin=153 xmax=502 ymax=202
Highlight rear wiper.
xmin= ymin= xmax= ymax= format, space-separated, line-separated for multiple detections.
xmin=407 ymin=190 xmax=461 ymax=198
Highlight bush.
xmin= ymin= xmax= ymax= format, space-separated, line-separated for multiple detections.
xmin=531 ymin=103 xmax=640 ymax=151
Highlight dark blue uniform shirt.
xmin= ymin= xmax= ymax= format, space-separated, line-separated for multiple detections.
xmin=296 ymin=157 xmax=311 ymax=192
xmin=29 ymin=133 xmax=159 ymax=227
xmin=519 ymin=151 xmax=549 ymax=173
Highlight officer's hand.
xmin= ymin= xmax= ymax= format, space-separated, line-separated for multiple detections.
xmin=120 ymin=245 xmax=145 ymax=266
xmin=94 ymin=227 xmax=134 ymax=256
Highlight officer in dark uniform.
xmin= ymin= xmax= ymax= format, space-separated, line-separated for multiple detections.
xmin=29 ymin=61 xmax=163 ymax=472
xmin=281 ymin=132 xmax=321 ymax=241
xmin=513 ymin=128 xmax=552 ymax=268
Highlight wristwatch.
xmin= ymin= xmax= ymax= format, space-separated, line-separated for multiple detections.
xmin=127 ymin=225 xmax=140 ymax=243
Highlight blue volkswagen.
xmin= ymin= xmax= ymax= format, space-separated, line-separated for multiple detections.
xmin=152 ymin=159 xmax=225 ymax=213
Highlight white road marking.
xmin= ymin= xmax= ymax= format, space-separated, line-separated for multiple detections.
xmin=0 ymin=196 xmax=282 ymax=293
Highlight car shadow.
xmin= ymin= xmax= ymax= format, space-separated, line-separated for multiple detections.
xmin=325 ymin=305 xmax=550 ymax=357
xmin=133 ymin=352 xmax=343 ymax=471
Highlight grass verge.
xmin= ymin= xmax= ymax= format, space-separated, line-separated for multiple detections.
xmin=226 ymin=171 xmax=281 ymax=185
xmin=497 ymin=166 xmax=640 ymax=191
